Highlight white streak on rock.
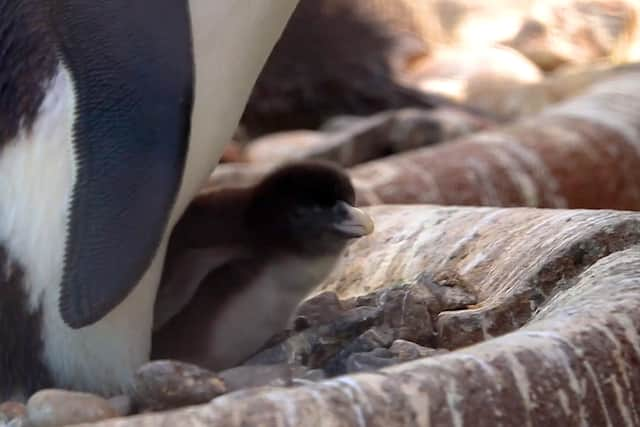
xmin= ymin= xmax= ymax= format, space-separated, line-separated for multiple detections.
xmin=439 ymin=210 xmax=504 ymax=269
xmin=324 ymin=379 xmax=367 ymax=427
xmin=466 ymin=157 xmax=501 ymax=205
xmin=502 ymin=352 xmax=534 ymax=427
xmin=592 ymin=323 xmax=638 ymax=426
xmin=445 ymin=379 xmax=464 ymax=427
xmin=523 ymin=331 xmax=612 ymax=427
xmin=498 ymin=142 xmax=567 ymax=208
xmin=488 ymin=145 xmax=540 ymax=206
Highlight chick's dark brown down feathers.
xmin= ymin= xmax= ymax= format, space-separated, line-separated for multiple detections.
xmin=152 ymin=161 xmax=374 ymax=370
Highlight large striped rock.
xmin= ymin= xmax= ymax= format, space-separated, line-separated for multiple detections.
xmin=353 ymin=68 xmax=640 ymax=210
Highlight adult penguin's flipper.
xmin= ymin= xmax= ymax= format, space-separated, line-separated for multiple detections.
xmin=52 ymin=1 xmax=195 ymax=328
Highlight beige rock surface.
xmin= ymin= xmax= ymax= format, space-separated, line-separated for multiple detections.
xmin=505 ymin=0 xmax=640 ymax=70
xmin=28 ymin=390 xmax=118 ymax=427
xmin=405 ymin=46 xmax=544 ymax=120
xmin=245 ymin=108 xmax=492 ymax=167
xmin=407 ymin=51 xmax=640 ymax=121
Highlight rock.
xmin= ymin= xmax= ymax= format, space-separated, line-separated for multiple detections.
xmin=107 ymin=396 xmax=133 ymax=418
xmin=244 ymin=131 xmax=329 ymax=165
xmin=206 ymin=163 xmax=273 ymax=191
xmin=316 ymin=205 xmax=640 ymax=350
xmin=244 ymin=305 xmax=382 ymax=368
xmin=7 ymin=417 xmax=29 ymax=427
xmin=406 ymin=45 xmax=543 ymax=120
xmin=247 ymin=281 xmax=441 ymax=376
xmin=341 ymin=283 xmax=439 ymax=345
xmin=302 ymin=282 xmax=446 ymax=376
xmin=412 ymin=0 xmax=535 ymax=49
xmin=132 ymin=361 xmax=226 ymax=411
xmin=418 ymin=271 xmax=478 ymax=312
xmin=219 ymin=142 xmax=246 ymax=163
xmin=323 ymin=327 xmax=395 ymax=375
xmin=506 ymin=0 xmax=640 ymax=70
xmin=292 ymin=368 xmax=327 ymax=383
xmin=240 ymin=278 xmax=452 ymax=377
xmin=319 ymin=116 xmax=367 ymax=133
xmin=352 ymin=67 xmax=640 ymax=211
xmin=389 ymin=340 xmax=447 ymax=361
xmin=76 ymin=207 xmax=640 ymax=426
xmin=212 ymin=67 xmax=640 ymax=209
xmin=491 ymin=61 xmax=640 ymax=119
xmin=26 ymin=389 xmax=117 ymax=427
xmin=245 ymin=108 xmax=492 ymax=167
xmin=372 ymin=283 xmax=438 ymax=345
xmin=310 ymin=304 xmax=380 ymax=341
xmin=294 ymin=291 xmax=344 ymax=327
xmin=218 ymin=365 xmax=293 ymax=392
xmin=344 ymin=348 xmax=397 ymax=374
xmin=0 ymin=402 xmax=27 ymax=420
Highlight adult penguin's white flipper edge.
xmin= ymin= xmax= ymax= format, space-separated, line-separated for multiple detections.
xmin=51 ymin=1 xmax=194 ymax=328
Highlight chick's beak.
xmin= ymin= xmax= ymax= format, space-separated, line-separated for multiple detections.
xmin=331 ymin=201 xmax=375 ymax=238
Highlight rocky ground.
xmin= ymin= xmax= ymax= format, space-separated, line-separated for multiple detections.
xmin=4 ymin=0 xmax=640 ymax=426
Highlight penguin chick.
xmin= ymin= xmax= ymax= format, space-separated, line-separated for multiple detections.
xmin=152 ymin=160 xmax=374 ymax=371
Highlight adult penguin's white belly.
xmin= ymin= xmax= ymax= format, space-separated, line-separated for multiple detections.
xmin=0 ymin=0 xmax=299 ymax=399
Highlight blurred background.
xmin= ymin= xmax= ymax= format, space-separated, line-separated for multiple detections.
xmin=240 ymin=0 xmax=638 ymax=135
xmin=213 ymin=0 xmax=640 ymax=212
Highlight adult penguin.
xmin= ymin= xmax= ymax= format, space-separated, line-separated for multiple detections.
xmin=0 ymin=0 xmax=299 ymax=400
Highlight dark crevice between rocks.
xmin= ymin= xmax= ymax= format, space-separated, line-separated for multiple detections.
xmin=242 ymin=270 xmax=477 ymax=381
